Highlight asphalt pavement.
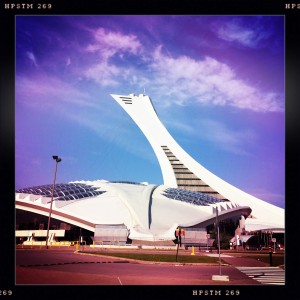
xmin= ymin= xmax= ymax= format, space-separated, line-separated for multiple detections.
xmin=15 ymin=247 xmax=276 ymax=285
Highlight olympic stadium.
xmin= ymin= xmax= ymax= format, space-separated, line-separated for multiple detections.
xmin=16 ymin=93 xmax=284 ymax=248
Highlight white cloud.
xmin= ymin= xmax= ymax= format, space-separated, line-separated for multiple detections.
xmin=66 ymin=57 xmax=71 ymax=66
xmin=212 ymin=18 xmax=273 ymax=48
xmin=26 ymin=51 xmax=38 ymax=67
xmin=217 ymin=25 xmax=255 ymax=46
xmin=198 ymin=118 xmax=256 ymax=156
xmin=148 ymin=47 xmax=283 ymax=112
xmin=86 ymin=27 xmax=142 ymax=58
xmin=84 ymin=61 xmax=121 ymax=86
xmin=81 ymin=28 xmax=283 ymax=113
xmin=162 ymin=110 xmax=257 ymax=156
xmin=84 ymin=28 xmax=144 ymax=87
xmin=16 ymin=75 xmax=94 ymax=109
xmin=164 ymin=118 xmax=195 ymax=135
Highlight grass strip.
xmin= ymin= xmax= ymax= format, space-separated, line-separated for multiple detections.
xmin=79 ymin=251 xmax=220 ymax=264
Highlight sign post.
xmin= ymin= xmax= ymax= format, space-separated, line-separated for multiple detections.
xmin=235 ymin=234 xmax=239 ymax=250
xmin=212 ymin=207 xmax=229 ymax=281
xmin=175 ymin=228 xmax=185 ymax=261
xmin=272 ymin=237 xmax=276 ymax=253
xmin=175 ymin=228 xmax=180 ymax=262
xmin=205 ymin=233 xmax=210 ymax=252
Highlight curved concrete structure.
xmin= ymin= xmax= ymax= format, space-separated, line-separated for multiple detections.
xmin=110 ymin=93 xmax=284 ymax=232
xmin=15 ymin=92 xmax=283 ymax=244
xmin=16 ymin=180 xmax=251 ymax=241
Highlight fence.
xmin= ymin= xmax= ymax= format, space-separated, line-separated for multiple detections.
xmin=19 ymin=240 xmax=86 ymax=249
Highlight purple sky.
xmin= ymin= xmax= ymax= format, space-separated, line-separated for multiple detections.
xmin=15 ymin=15 xmax=285 ymax=208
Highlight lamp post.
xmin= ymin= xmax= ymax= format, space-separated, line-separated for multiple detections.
xmin=45 ymin=155 xmax=61 ymax=249
xmin=216 ymin=207 xmax=221 ymax=275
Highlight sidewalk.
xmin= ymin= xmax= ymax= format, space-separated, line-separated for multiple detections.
xmin=202 ymin=252 xmax=269 ymax=267
xmin=222 ymin=255 xmax=269 ymax=267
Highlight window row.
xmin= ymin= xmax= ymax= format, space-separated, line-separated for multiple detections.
xmin=162 ymin=188 xmax=225 ymax=206
xmin=16 ymin=183 xmax=105 ymax=201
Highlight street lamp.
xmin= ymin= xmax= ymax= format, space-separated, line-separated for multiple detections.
xmin=45 ymin=155 xmax=61 ymax=249
xmin=216 ymin=207 xmax=221 ymax=275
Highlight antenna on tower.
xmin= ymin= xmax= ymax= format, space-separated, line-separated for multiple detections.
xmin=143 ymin=87 xmax=146 ymax=95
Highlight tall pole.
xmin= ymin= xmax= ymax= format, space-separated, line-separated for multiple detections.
xmin=216 ymin=207 xmax=222 ymax=275
xmin=212 ymin=207 xmax=229 ymax=282
xmin=175 ymin=228 xmax=180 ymax=262
xmin=45 ymin=156 xmax=61 ymax=249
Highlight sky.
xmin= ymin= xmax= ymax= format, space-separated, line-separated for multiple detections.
xmin=15 ymin=15 xmax=285 ymax=208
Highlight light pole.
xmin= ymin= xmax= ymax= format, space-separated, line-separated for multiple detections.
xmin=45 ymin=155 xmax=61 ymax=249
xmin=216 ymin=207 xmax=221 ymax=275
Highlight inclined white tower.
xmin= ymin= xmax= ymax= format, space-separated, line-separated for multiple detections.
xmin=111 ymin=93 xmax=284 ymax=232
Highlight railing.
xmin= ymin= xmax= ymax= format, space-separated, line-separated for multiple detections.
xmin=91 ymin=240 xmax=125 ymax=248
xmin=19 ymin=240 xmax=86 ymax=249
xmin=18 ymin=239 xmax=131 ymax=249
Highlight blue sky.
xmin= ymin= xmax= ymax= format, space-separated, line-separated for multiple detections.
xmin=15 ymin=15 xmax=285 ymax=208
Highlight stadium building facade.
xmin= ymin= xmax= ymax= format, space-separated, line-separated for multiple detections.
xmin=15 ymin=93 xmax=284 ymax=246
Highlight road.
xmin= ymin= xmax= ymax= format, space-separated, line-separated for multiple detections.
xmin=16 ymin=248 xmax=259 ymax=285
